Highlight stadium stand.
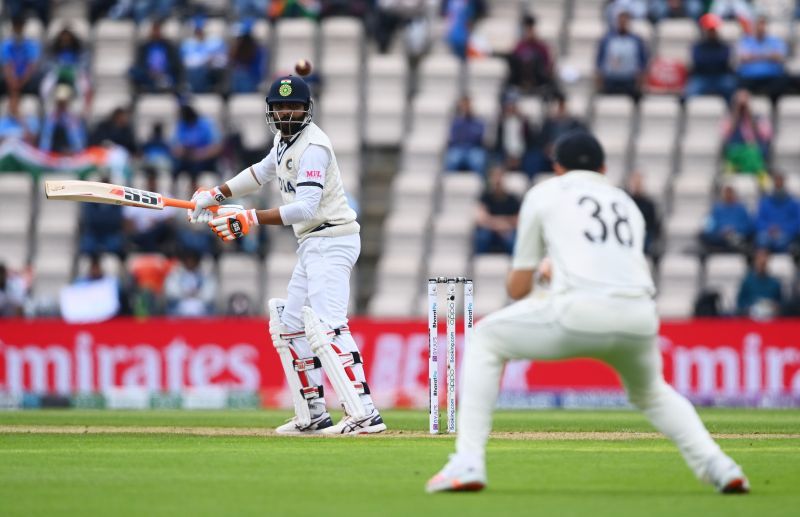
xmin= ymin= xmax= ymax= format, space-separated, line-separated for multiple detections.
xmin=2 ymin=0 xmax=799 ymax=321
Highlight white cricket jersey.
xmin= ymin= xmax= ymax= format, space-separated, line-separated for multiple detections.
xmin=249 ymin=123 xmax=359 ymax=242
xmin=513 ymin=170 xmax=655 ymax=297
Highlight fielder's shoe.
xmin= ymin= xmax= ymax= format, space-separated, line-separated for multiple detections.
xmin=426 ymin=454 xmax=487 ymax=493
xmin=705 ymin=455 xmax=750 ymax=494
xmin=275 ymin=412 xmax=333 ymax=435
xmin=320 ymin=408 xmax=387 ymax=435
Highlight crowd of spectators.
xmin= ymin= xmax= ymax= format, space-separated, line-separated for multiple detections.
xmin=3 ymin=0 xmax=800 ymax=322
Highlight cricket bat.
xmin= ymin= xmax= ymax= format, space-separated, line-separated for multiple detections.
xmin=44 ymin=180 xmax=217 ymax=212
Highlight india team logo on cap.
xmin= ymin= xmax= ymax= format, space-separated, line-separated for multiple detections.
xmin=279 ymin=81 xmax=293 ymax=96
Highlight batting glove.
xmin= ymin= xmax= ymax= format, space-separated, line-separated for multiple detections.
xmin=188 ymin=186 xmax=226 ymax=223
xmin=209 ymin=205 xmax=259 ymax=241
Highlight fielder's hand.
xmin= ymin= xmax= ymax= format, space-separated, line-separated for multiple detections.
xmin=209 ymin=205 xmax=259 ymax=241
xmin=189 ymin=186 xmax=226 ymax=223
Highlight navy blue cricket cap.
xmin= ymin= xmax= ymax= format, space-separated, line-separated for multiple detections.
xmin=266 ymin=75 xmax=311 ymax=106
xmin=553 ymin=130 xmax=605 ymax=172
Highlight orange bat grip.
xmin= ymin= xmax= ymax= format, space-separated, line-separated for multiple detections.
xmin=163 ymin=197 xmax=219 ymax=212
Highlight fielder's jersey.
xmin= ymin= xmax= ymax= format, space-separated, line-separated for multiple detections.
xmin=513 ymin=170 xmax=655 ymax=297
xmin=251 ymin=123 xmax=359 ymax=241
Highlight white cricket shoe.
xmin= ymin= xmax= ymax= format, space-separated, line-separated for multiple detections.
xmin=426 ymin=454 xmax=487 ymax=493
xmin=275 ymin=412 xmax=333 ymax=435
xmin=320 ymin=408 xmax=387 ymax=435
xmin=705 ymin=455 xmax=750 ymax=494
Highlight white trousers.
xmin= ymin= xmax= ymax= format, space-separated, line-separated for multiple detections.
xmin=280 ymin=233 xmax=374 ymax=415
xmin=456 ymin=291 xmax=725 ymax=480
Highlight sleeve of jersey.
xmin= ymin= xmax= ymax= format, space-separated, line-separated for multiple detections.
xmin=278 ymin=145 xmax=330 ymax=225
xmin=226 ymin=147 xmax=277 ymax=197
xmin=511 ymin=189 xmax=546 ymax=270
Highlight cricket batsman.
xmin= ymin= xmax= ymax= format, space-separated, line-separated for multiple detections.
xmin=190 ymin=75 xmax=386 ymax=435
xmin=426 ymin=131 xmax=749 ymax=493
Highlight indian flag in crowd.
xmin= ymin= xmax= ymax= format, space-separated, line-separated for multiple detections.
xmin=0 ymin=138 xmax=131 ymax=183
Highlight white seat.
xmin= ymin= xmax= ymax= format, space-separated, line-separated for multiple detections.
xmin=440 ymin=174 xmax=483 ymax=213
xmin=219 ymin=254 xmax=262 ymax=305
xmin=705 ymin=254 xmax=748 ymax=311
xmin=275 ymin=19 xmax=318 ymax=74
xmin=134 ymin=94 xmax=179 ymax=142
xmin=228 ymin=94 xmax=270 ymax=150
xmin=193 ymin=94 xmax=225 ymax=133
xmin=418 ymin=54 xmax=462 ymax=98
xmin=466 ymin=57 xmax=506 ymax=100
xmin=0 ymin=174 xmax=33 ymax=266
xmin=136 ymin=17 xmax=182 ymax=42
xmin=264 ymin=252 xmax=297 ymax=298
xmin=656 ymin=18 xmax=696 ymax=61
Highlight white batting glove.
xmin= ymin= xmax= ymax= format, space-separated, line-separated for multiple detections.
xmin=188 ymin=186 xmax=226 ymax=223
xmin=209 ymin=205 xmax=259 ymax=241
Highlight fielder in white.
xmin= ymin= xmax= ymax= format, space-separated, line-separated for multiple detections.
xmin=426 ymin=132 xmax=749 ymax=493
xmin=190 ymin=75 xmax=386 ymax=435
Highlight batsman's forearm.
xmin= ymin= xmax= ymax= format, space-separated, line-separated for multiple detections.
xmin=255 ymin=207 xmax=285 ymax=225
xmin=223 ymin=165 xmax=263 ymax=198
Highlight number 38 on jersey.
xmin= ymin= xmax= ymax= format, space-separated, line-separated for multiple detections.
xmin=577 ymin=195 xmax=634 ymax=248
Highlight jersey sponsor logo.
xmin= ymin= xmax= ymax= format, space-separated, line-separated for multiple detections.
xmin=278 ymin=177 xmax=296 ymax=194
xmin=305 ymin=170 xmax=322 ymax=179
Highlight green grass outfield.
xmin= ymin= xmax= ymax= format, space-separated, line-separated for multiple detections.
xmin=0 ymin=409 xmax=798 ymax=517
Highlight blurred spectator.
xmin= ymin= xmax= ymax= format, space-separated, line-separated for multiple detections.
xmin=164 ymin=251 xmax=217 ymax=317
xmin=736 ymin=248 xmax=783 ymax=319
xmin=493 ymin=93 xmax=532 ymax=172
xmin=228 ymin=19 xmax=267 ymax=94
xmin=129 ymin=19 xmax=183 ymax=94
xmin=0 ymin=95 xmax=39 ymax=143
xmin=227 ymin=292 xmax=254 ymax=316
xmin=443 ymin=0 xmax=485 ymax=60
xmin=142 ymin=122 xmax=173 ymax=170
xmin=234 ymin=0 xmax=270 ymax=19
xmin=596 ymin=9 xmax=649 ymax=103
xmin=474 ymin=166 xmax=520 ymax=254
xmin=59 ymin=255 xmax=128 ymax=323
xmin=172 ymin=103 xmax=222 ymax=192
xmin=321 ymin=0 xmax=372 ymax=17
xmin=684 ymin=13 xmax=737 ymax=104
xmin=604 ymin=0 xmax=649 ymax=26
xmin=529 ymin=93 xmax=587 ymax=175
xmin=700 ymin=184 xmax=753 ymax=254
xmin=0 ymin=263 xmax=26 ymax=317
xmin=626 ymin=172 xmax=663 ymax=260
xmin=89 ymin=106 xmax=137 ymax=154
xmin=710 ymin=0 xmax=754 ymax=25
xmin=79 ymin=185 xmax=125 ymax=258
xmin=735 ymin=14 xmax=788 ymax=104
xmin=0 ymin=16 xmax=43 ymax=105
xmin=444 ymin=96 xmax=487 ymax=174
xmin=124 ymin=166 xmax=175 ymax=254
xmin=107 ymin=0 xmax=176 ymax=23
xmin=648 ymin=0 xmax=703 ymax=22
xmin=128 ymin=253 xmax=173 ymax=316
xmin=39 ymin=84 xmax=87 ymax=154
xmin=782 ymin=277 xmax=800 ymax=317
xmin=722 ymin=89 xmax=771 ymax=176
xmin=507 ymin=15 xmax=556 ymax=97
xmin=373 ymin=0 xmax=435 ymax=56
xmin=40 ymin=26 xmax=92 ymax=111
xmin=181 ymin=15 xmax=228 ymax=93
xmin=5 ymin=0 xmax=51 ymax=27
xmin=755 ymin=173 xmax=800 ymax=253
xmin=269 ymin=0 xmax=322 ymax=19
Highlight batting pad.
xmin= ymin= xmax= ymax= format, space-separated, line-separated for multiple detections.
xmin=269 ymin=298 xmax=312 ymax=427
xmin=302 ymin=306 xmax=368 ymax=420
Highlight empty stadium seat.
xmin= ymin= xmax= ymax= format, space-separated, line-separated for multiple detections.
xmin=365 ymin=54 xmax=407 ymax=146
xmin=705 ymin=254 xmax=748 ymax=311
xmin=219 ymin=254 xmax=263 ymax=308
xmin=0 ymin=174 xmax=33 ymax=267
xmin=134 ymin=94 xmax=179 ymax=142
xmin=228 ymin=94 xmax=271 ymax=150
xmin=274 ymin=19 xmax=318 ymax=74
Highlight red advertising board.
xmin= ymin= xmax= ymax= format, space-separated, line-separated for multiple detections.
xmin=1 ymin=318 xmax=799 ymax=407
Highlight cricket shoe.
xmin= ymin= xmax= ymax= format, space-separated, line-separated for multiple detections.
xmin=275 ymin=412 xmax=333 ymax=435
xmin=320 ymin=408 xmax=387 ymax=435
xmin=705 ymin=455 xmax=750 ymax=494
xmin=426 ymin=454 xmax=487 ymax=493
